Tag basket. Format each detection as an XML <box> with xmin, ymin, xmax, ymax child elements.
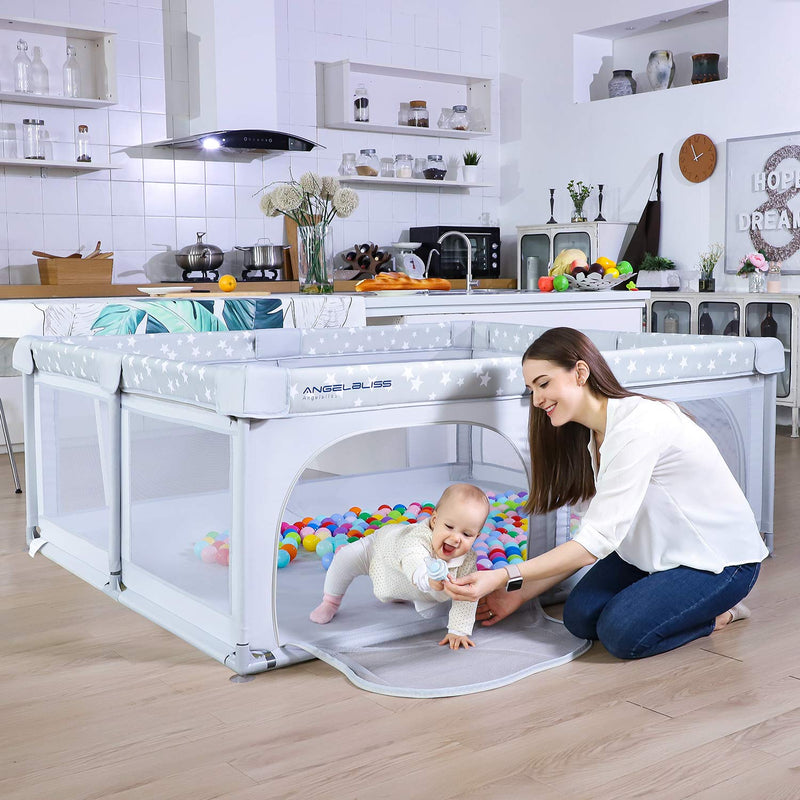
<box><xmin>37</xmin><ymin>258</ymin><xmax>113</xmax><ymax>285</ymax></box>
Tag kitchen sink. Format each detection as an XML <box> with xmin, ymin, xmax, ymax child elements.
<box><xmin>428</xmin><ymin>289</ymin><xmax>527</xmax><ymax>295</ymax></box>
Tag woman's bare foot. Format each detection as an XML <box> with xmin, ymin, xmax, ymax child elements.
<box><xmin>713</xmin><ymin>602</ymin><xmax>751</xmax><ymax>631</ymax></box>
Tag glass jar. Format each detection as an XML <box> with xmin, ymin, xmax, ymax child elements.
<box><xmin>338</xmin><ymin>152</ymin><xmax>357</xmax><ymax>176</ymax></box>
<box><xmin>408</xmin><ymin>100</ymin><xmax>429</xmax><ymax>128</ymax></box>
<box><xmin>76</xmin><ymin>124</ymin><xmax>91</xmax><ymax>162</ymax></box>
<box><xmin>353</xmin><ymin>84</ymin><xmax>369</xmax><ymax>122</ymax></box>
<box><xmin>449</xmin><ymin>104</ymin><xmax>469</xmax><ymax>131</ymax></box>
<box><xmin>379</xmin><ymin>157</ymin><xmax>395</xmax><ymax>178</ymax></box>
<box><xmin>355</xmin><ymin>148</ymin><xmax>379</xmax><ymax>176</ymax></box>
<box><xmin>423</xmin><ymin>154</ymin><xmax>447</xmax><ymax>181</ymax></box>
<box><xmin>14</xmin><ymin>39</ymin><xmax>32</xmax><ymax>93</ymax></box>
<box><xmin>767</xmin><ymin>261</ymin><xmax>782</xmax><ymax>293</ymax></box>
<box><xmin>437</xmin><ymin>107</ymin><xmax>453</xmax><ymax>129</ymax></box>
<box><xmin>412</xmin><ymin>157</ymin><xmax>427</xmax><ymax>179</ymax></box>
<box><xmin>22</xmin><ymin>118</ymin><xmax>45</xmax><ymax>159</ymax></box>
<box><xmin>30</xmin><ymin>47</ymin><xmax>48</xmax><ymax>95</ymax></box>
<box><xmin>63</xmin><ymin>45</ymin><xmax>81</xmax><ymax>98</ymax></box>
<box><xmin>397</xmin><ymin>102</ymin><xmax>410</xmax><ymax>126</ymax></box>
<box><xmin>394</xmin><ymin>154</ymin><xmax>413</xmax><ymax>179</ymax></box>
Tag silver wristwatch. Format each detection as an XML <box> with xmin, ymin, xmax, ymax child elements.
<box><xmin>505</xmin><ymin>563</ymin><xmax>523</xmax><ymax>592</ymax></box>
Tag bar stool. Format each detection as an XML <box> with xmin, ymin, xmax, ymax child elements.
<box><xmin>0</xmin><ymin>337</ymin><xmax>22</xmax><ymax>493</ymax></box>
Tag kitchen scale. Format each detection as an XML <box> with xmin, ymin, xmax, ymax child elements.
<box><xmin>391</xmin><ymin>242</ymin><xmax>425</xmax><ymax>278</ymax></box>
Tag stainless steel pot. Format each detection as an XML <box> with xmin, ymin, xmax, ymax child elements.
<box><xmin>235</xmin><ymin>238</ymin><xmax>289</xmax><ymax>268</ymax></box>
<box><xmin>176</xmin><ymin>232</ymin><xmax>225</xmax><ymax>270</ymax></box>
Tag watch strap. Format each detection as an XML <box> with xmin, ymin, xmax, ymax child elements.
<box><xmin>505</xmin><ymin>563</ymin><xmax>523</xmax><ymax>591</ymax></box>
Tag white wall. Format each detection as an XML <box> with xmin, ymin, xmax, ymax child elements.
<box><xmin>498</xmin><ymin>0</ymin><xmax>800</xmax><ymax>290</ymax></box>
<box><xmin>0</xmin><ymin>0</ymin><xmax>501</xmax><ymax>285</ymax></box>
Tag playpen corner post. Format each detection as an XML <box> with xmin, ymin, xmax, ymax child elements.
<box><xmin>231</xmin><ymin>418</ymin><xmax>251</xmax><ymax>649</ymax></box>
<box><xmin>107</xmin><ymin>395</ymin><xmax>123</xmax><ymax>587</ymax></box>
<box><xmin>763</xmin><ymin>374</ymin><xmax>777</xmax><ymax>554</ymax></box>
<box><xmin>22</xmin><ymin>373</ymin><xmax>39</xmax><ymax>546</ymax></box>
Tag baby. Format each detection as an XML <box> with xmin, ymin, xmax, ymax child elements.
<box><xmin>309</xmin><ymin>483</ymin><xmax>490</xmax><ymax>650</ymax></box>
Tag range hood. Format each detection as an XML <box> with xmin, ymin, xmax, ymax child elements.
<box><xmin>152</xmin><ymin>129</ymin><xmax>321</xmax><ymax>154</ymax></box>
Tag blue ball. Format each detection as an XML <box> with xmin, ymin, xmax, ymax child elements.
<box><xmin>316</xmin><ymin>539</ymin><xmax>334</xmax><ymax>557</ymax></box>
<box><xmin>321</xmin><ymin>552</ymin><xmax>334</xmax><ymax>570</ymax></box>
<box><xmin>277</xmin><ymin>549</ymin><xmax>290</xmax><ymax>569</ymax></box>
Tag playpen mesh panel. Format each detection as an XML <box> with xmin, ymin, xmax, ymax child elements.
<box><xmin>37</xmin><ymin>385</ymin><xmax>111</xmax><ymax>549</ymax></box>
<box><xmin>126</xmin><ymin>413</ymin><xmax>233</xmax><ymax>614</ymax></box>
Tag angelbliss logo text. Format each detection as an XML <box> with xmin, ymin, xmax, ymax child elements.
<box><xmin>302</xmin><ymin>379</ymin><xmax>393</xmax><ymax>400</ymax></box>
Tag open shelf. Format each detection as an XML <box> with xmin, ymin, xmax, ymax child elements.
<box><xmin>339</xmin><ymin>175</ymin><xmax>490</xmax><ymax>189</ymax></box>
<box><xmin>328</xmin><ymin>121</ymin><xmax>490</xmax><ymax>139</ymax></box>
<box><xmin>0</xmin><ymin>156</ymin><xmax>116</xmax><ymax>171</ymax></box>
<box><xmin>0</xmin><ymin>90</ymin><xmax>115</xmax><ymax>109</ymax></box>
<box><xmin>573</xmin><ymin>1</ymin><xmax>728</xmax><ymax>103</ymax></box>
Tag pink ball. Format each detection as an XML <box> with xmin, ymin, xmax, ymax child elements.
<box><xmin>216</xmin><ymin>547</ymin><xmax>230</xmax><ymax>566</ymax></box>
<box><xmin>201</xmin><ymin>546</ymin><xmax>218</xmax><ymax>564</ymax></box>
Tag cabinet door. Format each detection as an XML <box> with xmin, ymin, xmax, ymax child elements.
<box><xmin>745</xmin><ymin>301</ymin><xmax>792</xmax><ymax>398</ymax></box>
<box><xmin>519</xmin><ymin>233</ymin><xmax>550</xmax><ymax>289</ymax></box>
<box><xmin>650</xmin><ymin>301</ymin><xmax>691</xmax><ymax>334</ymax></box>
<box><xmin>553</xmin><ymin>231</ymin><xmax>592</xmax><ymax>262</ymax></box>
<box><xmin>698</xmin><ymin>301</ymin><xmax>741</xmax><ymax>337</ymax></box>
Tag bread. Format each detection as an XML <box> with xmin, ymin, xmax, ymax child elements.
<box><xmin>355</xmin><ymin>272</ymin><xmax>451</xmax><ymax>292</ymax></box>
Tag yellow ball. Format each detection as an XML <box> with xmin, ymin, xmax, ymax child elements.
<box><xmin>218</xmin><ymin>275</ymin><xmax>237</xmax><ymax>292</ymax></box>
<box><xmin>596</xmin><ymin>256</ymin><xmax>616</xmax><ymax>270</ymax></box>
<box><xmin>303</xmin><ymin>534</ymin><xmax>320</xmax><ymax>551</ymax></box>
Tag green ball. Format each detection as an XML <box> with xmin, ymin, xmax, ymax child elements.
<box><xmin>553</xmin><ymin>274</ymin><xmax>570</xmax><ymax>292</ymax></box>
<box><xmin>617</xmin><ymin>261</ymin><xmax>633</xmax><ymax>274</ymax></box>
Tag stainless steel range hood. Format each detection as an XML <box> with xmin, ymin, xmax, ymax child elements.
<box><xmin>152</xmin><ymin>129</ymin><xmax>320</xmax><ymax>153</ymax></box>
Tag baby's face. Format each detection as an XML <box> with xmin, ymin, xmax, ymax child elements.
<box><xmin>429</xmin><ymin>498</ymin><xmax>488</xmax><ymax>562</ymax></box>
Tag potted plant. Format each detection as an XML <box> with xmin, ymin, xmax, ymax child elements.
<box><xmin>567</xmin><ymin>179</ymin><xmax>593</xmax><ymax>222</ymax></box>
<box><xmin>635</xmin><ymin>252</ymin><xmax>679</xmax><ymax>290</ymax></box>
<box><xmin>697</xmin><ymin>242</ymin><xmax>723</xmax><ymax>292</ymax></box>
<box><xmin>462</xmin><ymin>151</ymin><xmax>481</xmax><ymax>184</ymax></box>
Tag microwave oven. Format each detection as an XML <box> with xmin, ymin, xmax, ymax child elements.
<box><xmin>409</xmin><ymin>225</ymin><xmax>500</xmax><ymax>279</ymax></box>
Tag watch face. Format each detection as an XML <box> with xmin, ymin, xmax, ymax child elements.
<box><xmin>679</xmin><ymin>134</ymin><xmax>717</xmax><ymax>183</ymax></box>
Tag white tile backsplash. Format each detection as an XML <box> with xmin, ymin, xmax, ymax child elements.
<box><xmin>43</xmin><ymin>213</ymin><xmax>79</xmax><ymax>251</ymax></box>
<box><xmin>77</xmin><ymin>214</ymin><xmax>114</xmax><ymax>251</ymax></box>
<box><xmin>143</xmin><ymin>182</ymin><xmax>175</xmax><ymax>217</ymax></box>
<box><xmin>111</xmin><ymin>180</ymin><xmax>145</xmax><ymax>215</ymax></box>
<box><xmin>77</xmin><ymin>179</ymin><xmax>112</xmax><ymax>216</ymax></box>
<box><xmin>112</xmin><ymin>214</ymin><xmax>146</xmax><ymax>250</ymax></box>
<box><xmin>205</xmin><ymin>184</ymin><xmax>235</xmax><ymax>218</ymax></box>
<box><xmin>7</xmin><ymin>214</ymin><xmax>44</xmax><ymax>251</ymax></box>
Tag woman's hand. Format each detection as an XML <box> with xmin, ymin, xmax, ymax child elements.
<box><xmin>475</xmin><ymin>589</ymin><xmax>527</xmax><ymax>626</ymax></box>
<box><xmin>443</xmin><ymin>569</ymin><xmax>506</xmax><ymax>603</ymax></box>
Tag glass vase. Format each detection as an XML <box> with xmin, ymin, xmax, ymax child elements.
<box><xmin>748</xmin><ymin>270</ymin><xmax>765</xmax><ymax>293</ymax></box>
<box><xmin>297</xmin><ymin>223</ymin><xmax>333</xmax><ymax>294</ymax></box>
<box><xmin>571</xmin><ymin>203</ymin><xmax>587</xmax><ymax>223</ymax></box>
<box><xmin>698</xmin><ymin>277</ymin><xmax>715</xmax><ymax>292</ymax></box>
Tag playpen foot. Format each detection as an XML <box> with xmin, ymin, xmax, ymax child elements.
<box><xmin>229</xmin><ymin>673</ymin><xmax>256</xmax><ymax>683</ymax></box>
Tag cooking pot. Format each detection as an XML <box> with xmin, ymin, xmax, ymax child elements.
<box><xmin>235</xmin><ymin>238</ymin><xmax>289</xmax><ymax>268</ymax></box>
<box><xmin>176</xmin><ymin>232</ymin><xmax>225</xmax><ymax>270</ymax></box>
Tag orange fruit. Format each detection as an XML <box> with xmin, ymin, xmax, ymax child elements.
<box><xmin>218</xmin><ymin>275</ymin><xmax>237</xmax><ymax>292</ymax></box>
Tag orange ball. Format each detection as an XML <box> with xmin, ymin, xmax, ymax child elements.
<box><xmin>218</xmin><ymin>275</ymin><xmax>237</xmax><ymax>292</ymax></box>
<box><xmin>280</xmin><ymin>543</ymin><xmax>297</xmax><ymax>560</ymax></box>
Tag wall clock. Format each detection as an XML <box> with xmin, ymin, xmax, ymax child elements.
<box><xmin>679</xmin><ymin>134</ymin><xmax>717</xmax><ymax>183</ymax></box>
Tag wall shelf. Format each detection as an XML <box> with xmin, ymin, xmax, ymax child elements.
<box><xmin>0</xmin><ymin>16</ymin><xmax>117</xmax><ymax>105</ymax></box>
<box><xmin>340</xmin><ymin>175</ymin><xmax>490</xmax><ymax>190</ymax></box>
<box><xmin>573</xmin><ymin>1</ymin><xmax>728</xmax><ymax>104</ymax></box>
<box><xmin>320</xmin><ymin>60</ymin><xmax>492</xmax><ymax>138</ymax></box>
<box><xmin>0</xmin><ymin>156</ymin><xmax>116</xmax><ymax>171</ymax></box>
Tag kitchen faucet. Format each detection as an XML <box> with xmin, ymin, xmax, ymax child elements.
<box><xmin>436</xmin><ymin>231</ymin><xmax>475</xmax><ymax>293</ymax></box>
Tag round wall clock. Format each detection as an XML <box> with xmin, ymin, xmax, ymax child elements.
<box><xmin>679</xmin><ymin>133</ymin><xmax>717</xmax><ymax>183</ymax></box>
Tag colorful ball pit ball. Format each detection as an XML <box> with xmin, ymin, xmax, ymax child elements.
<box><xmin>277</xmin><ymin>549</ymin><xmax>290</xmax><ymax>568</ymax></box>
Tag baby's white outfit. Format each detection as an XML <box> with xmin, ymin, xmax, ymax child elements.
<box><xmin>322</xmin><ymin>520</ymin><xmax>478</xmax><ymax>637</ymax></box>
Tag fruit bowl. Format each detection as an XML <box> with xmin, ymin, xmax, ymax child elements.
<box><xmin>564</xmin><ymin>272</ymin><xmax>633</xmax><ymax>291</ymax></box>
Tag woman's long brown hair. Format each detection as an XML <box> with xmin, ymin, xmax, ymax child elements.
<box><xmin>522</xmin><ymin>327</ymin><xmax>640</xmax><ymax>515</ymax></box>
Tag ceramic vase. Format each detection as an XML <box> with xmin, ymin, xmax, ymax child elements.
<box><xmin>646</xmin><ymin>50</ymin><xmax>674</xmax><ymax>90</ymax></box>
<box><xmin>691</xmin><ymin>53</ymin><xmax>720</xmax><ymax>84</ymax></box>
<box><xmin>608</xmin><ymin>69</ymin><xmax>636</xmax><ymax>98</ymax></box>
<box><xmin>297</xmin><ymin>223</ymin><xmax>333</xmax><ymax>294</ymax></box>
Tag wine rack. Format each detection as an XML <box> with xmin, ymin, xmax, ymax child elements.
<box><xmin>647</xmin><ymin>292</ymin><xmax>799</xmax><ymax>436</ymax></box>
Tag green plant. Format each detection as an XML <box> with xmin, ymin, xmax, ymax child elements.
<box><xmin>462</xmin><ymin>150</ymin><xmax>482</xmax><ymax>166</ymax></box>
<box><xmin>638</xmin><ymin>252</ymin><xmax>675</xmax><ymax>271</ymax></box>
<box><xmin>567</xmin><ymin>179</ymin><xmax>593</xmax><ymax>209</ymax></box>
<box><xmin>697</xmin><ymin>243</ymin><xmax>723</xmax><ymax>279</ymax></box>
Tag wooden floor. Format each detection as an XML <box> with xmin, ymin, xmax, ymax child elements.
<box><xmin>2</xmin><ymin>436</ymin><xmax>800</xmax><ymax>800</ymax></box>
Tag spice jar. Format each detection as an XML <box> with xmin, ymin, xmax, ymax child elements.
<box><xmin>412</xmin><ymin>157</ymin><xmax>427</xmax><ymax>179</ymax></box>
<box><xmin>449</xmin><ymin>105</ymin><xmax>469</xmax><ymax>131</ymax></box>
<box><xmin>22</xmin><ymin>118</ymin><xmax>45</xmax><ymax>159</ymax></box>
<box><xmin>338</xmin><ymin>152</ymin><xmax>357</xmax><ymax>176</ymax></box>
<box><xmin>379</xmin><ymin>157</ymin><xmax>395</xmax><ymax>178</ymax></box>
<box><xmin>397</xmin><ymin>102</ymin><xmax>410</xmax><ymax>126</ymax></box>
<box><xmin>408</xmin><ymin>100</ymin><xmax>429</xmax><ymax>128</ymax></box>
<box><xmin>394</xmin><ymin>154</ymin><xmax>413</xmax><ymax>179</ymax></box>
<box><xmin>437</xmin><ymin>107</ymin><xmax>453</xmax><ymax>129</ymax></box>
<box><xmin>353</xmin><ymin>84</ymin><xmax>369</xmax><ymax>122</ymax></box>
<box><xmin>767</xmin><ymin>261</ymin><xmax>782</xmax><ymax>293</ymax></box>
<box><xmin>423</xmin><ymin>154</ymin><xmax>447</xmax><ymax>180</ymax></box>
<box><xmin>76</xmin><ymin>123</ymin><xmax>91</xmax><ymax>162</ymax></box>
<box><xmin>355</xmin><ymin>148</ymin><xmax>379</xmax><ymax>176</ymax></box>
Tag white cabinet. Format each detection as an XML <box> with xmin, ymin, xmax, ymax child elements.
<box><xmin>320</xmin><ymin>60</ymin><xmax>492</xmax><ymax>138</ymax></box>
<box><xmin>647</xmin><ymin>291</ymin><xmax>799</xmax><ymax>435</ymax></box>
<box><xmin>573</xmin><ymin>1</ymin><xmax>727</xmax><ymax>103</ymax></box>
<box><xmin>516</xmin><ymin>222</ymin><xmax>634</xmax><ymax>290</ymax></box>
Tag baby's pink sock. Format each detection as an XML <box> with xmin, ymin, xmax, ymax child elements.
<box><xmin>310</xmin><ymin>593</ymin><xmax>343</xmax><ymax>624</ymax></box>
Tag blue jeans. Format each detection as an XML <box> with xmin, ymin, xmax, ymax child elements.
<box><xmin>562</xmin><ymin>551</ymin><xmax>761</xmax><ymax>660</ymax></box>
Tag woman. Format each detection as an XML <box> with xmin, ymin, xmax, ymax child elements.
<box><xmin>444</xmin><ymin>327</ymin><xmax>768</xmax><ymax>659</ymax></box>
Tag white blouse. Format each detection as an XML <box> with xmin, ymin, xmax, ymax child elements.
<box><xmin>571</xmin><ymin>396</ymin><xmax>769</xmax><ymax>574</ymax></box>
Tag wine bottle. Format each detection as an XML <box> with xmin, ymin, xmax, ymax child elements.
<box><xmin>761</xmin><ymin>304</ymin><xmax>778</xmax><ymax>338</ymax></box>
<box><xmin>722</xmin><ymin>306</ymin><xmax>740</xmax><ymax>336</ymax></box>
<box><xmin>698</xmin><ymin>309</ymin><xmax>713</xmax><ymax>335</ymax></box>
<box><xmin>343</xmin><ymin>250</ymin><xmax>358</xmax><ymax>262</ymax></box>
<box><xmin>663</xmin><ymin>309</ymin><xmax>679</xmax><ymax>334</ymax></box>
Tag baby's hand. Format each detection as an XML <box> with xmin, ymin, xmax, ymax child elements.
<box><xmin>428</xmin><ymin>577</ymin><xmax>445</xmax><ymax>592</ymax></box>
<box><xmin>438</xmin><ymin>633</ymin><xmax>476</xmax><ymax>650</ymax></box>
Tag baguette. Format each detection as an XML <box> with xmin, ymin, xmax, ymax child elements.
<box><xmin>355</xmin><ymin>272</ymin><xmax>451</xmax><ymax>292</ymax></box>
